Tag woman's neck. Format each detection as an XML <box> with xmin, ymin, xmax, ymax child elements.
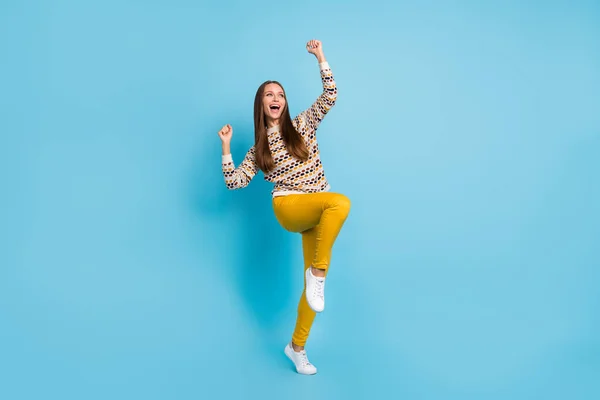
<box><xmin>266</xmin><ymin>118</ymin><xmax>280</xmax><ymax>128</ymax></box>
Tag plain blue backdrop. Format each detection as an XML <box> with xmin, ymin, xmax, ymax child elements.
<box><xmin>1</xmin><ymin>0</ymin><xmax>599</xmax><ymax>399</ymax></box>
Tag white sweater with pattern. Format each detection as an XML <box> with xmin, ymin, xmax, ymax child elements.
<box><xmin>222</xmin><ymin>62</ymin><xmax>337</xmax><ymax>197</ymax></box>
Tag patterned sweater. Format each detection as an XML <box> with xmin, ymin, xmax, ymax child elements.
<box><xmin>222</xmin><ymin>62</ymin><xmax>337</xmax><ymax>197</ymax></box>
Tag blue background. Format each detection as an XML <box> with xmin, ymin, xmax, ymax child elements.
<box><xmin>1</xmin><ymin>0</ymin><xmax>599</xmax><ymax>399</ymax></box>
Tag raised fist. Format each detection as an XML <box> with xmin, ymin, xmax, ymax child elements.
<box><xmin>218</xmin><ymin>124</ymin><xmax>233</xmax><ymax>144</ymax></box>
<box><xmin>306</xmin><ymin>39</ymin><xmax>323</xmax><ymax>57</ymax></box>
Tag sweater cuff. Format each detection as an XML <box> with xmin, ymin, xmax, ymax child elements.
<box><xmin>222</xmin><ymin>154</ymin><xmax>233</xmax><ymax>163</ymax></box>
<box><xmin>319</xmin><ymin>61</ymin><xmax>330</xmax><ymax>71</ymax></box>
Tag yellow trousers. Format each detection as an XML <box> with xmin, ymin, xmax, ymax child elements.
<box><xmin>272</xmin><ymin>192</ymin><xmax>351</xmax><ymax>346</ymax></box>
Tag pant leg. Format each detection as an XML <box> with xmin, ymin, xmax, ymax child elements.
<box><xmin>273</xmin><ymin>192</ymin><xmax>351</xmax><ymax>347</ymax></box>
<box><xmin>292</xmin><ymin>227</ymin><xmax>317</xmax><ymax>347</ymax></box>
<box><xmin>273</xmin><ymin>192</ymin><xmax>351</xmax><ymax>273</ymax></box>
<box><xmin>309</xmin><ymin>194</ymin><xmax>351</xmax><ymax>272</ymax></box>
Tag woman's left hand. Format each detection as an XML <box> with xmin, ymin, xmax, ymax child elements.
<box><xmin>306</xmin><ymin>39</ymin><xmax>324</xmax><ymax>58</ymax></box>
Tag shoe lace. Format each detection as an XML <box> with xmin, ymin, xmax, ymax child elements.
<box><xmin>298</xmin><ymin>351</ymin><xmax>311</xmax><ymax>366</ymax></box>
<box><xmin>313</xmin><ymin>278</ymin><xmax>325</xmax><ymax>300</ymax></box>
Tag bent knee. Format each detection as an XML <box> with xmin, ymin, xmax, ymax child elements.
<box><xmin>332</xmin><ymin>194</ymin><xmax>351</xmax><ymax>216</ymax></box>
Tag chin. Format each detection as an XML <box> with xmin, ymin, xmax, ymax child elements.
<box><xmin>266</xmin><ymin>112</ymin><xmax>282</xmax><ymax>120</ymax></box>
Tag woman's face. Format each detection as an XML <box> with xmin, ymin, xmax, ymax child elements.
<box><xmin>262</xmin><ymin>83</ymin><xmax>286</xmax><ymax>123</ymax></box>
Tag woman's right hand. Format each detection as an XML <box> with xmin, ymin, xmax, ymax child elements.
<box><xmin>218</xmin><ymin>124</ymin><xmax>233</xmax><ymax>144</ymax></box>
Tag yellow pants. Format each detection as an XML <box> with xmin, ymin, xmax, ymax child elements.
<box><xmin>272</xmin><ymin>192</ymin><xmax>351</xmax><ymax>346</ymax></box>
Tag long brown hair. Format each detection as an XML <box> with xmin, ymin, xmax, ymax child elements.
<box><xmin>254</xmin><ymin>80</ymin><xmax>309</xmax><ymax>173</ymax></box>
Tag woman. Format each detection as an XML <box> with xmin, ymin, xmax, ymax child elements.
<box><xmin>217</xmin><ymin>39</ymin><xmax>351</xmax><ymax>375</ymax></box>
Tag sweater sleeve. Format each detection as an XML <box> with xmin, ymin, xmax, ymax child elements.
<box><xmin>293</xmin><ymin>61</ymin><xmax>337</xmax><ymax>133</ymax></box>
<box><xmin>222</xmin><ymin>146</ymin><xmax>259</xmax><ymax>190</ymax></box>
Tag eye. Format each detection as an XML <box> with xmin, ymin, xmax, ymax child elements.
<box><xmin>266</xmin><ymin>93</ymin><xmax>273</xmax><ymax>97</ymax></box>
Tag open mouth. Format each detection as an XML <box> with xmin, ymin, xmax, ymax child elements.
<box><xmin>269</xmin><ymin>105</ymin><xmax>281</xmax><ymax>112</ymax></box>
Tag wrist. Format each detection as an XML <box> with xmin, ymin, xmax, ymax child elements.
<box><xmin>222</xmin><ymin>142</ymin><xmax>231</xmax><ymax>155</ymax></box>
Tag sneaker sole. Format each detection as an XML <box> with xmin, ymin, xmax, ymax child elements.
<box><xmin>284</xmin><ymin>345</ymin><xmax>317</xmax><ymax>375</ymax></box>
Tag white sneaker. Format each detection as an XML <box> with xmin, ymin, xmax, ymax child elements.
<box><xmin>284</xmin><ymin>343</ymin><xmax>317</xmax><ymax>375</ymax></box>
<box><xmin>305</xmin><ymin>267</ymin><xmax>326</xmax><ymax>312</ymax></box>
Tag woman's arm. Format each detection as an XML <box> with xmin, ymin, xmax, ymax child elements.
<box><xmin>294</xmin><ymin>40</ymin><xmax>337</xmax><ymax>132</ymax></box>
<box><xmin>218</xmin><ymin>124</ymin><xmax>258</xmax><ymax>189</ymax></box>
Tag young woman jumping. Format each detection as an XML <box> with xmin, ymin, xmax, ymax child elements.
<box><xmin>217</xmin><ymin>39</ymin><xmax>351</xmax><ymax>375</ymax></box>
